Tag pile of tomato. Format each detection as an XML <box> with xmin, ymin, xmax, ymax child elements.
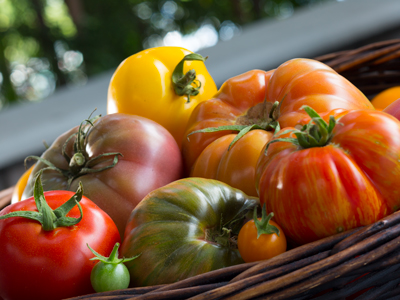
<box><xmin>2</xmin><ymin>46</ymin><xmax>400</xmax><ymax>300</ymax></box>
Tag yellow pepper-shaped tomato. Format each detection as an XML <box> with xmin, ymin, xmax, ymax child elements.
<box><xmin>107</xmin><ymin>46</ymin><xmax>217</xmax><ymax>148</ymax></box>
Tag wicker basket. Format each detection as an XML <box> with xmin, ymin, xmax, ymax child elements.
<box><xmin>2</xmin><ymin>39</ymin><xmax>400</xmax><ymax>300</ymax></box>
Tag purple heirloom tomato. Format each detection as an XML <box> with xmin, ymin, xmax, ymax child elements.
<box><xmin>22</xmin><ymin>113</ymin><xmax>183</xmax><ymax>237</ymax></box>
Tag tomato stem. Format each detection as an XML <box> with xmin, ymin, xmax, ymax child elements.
<box><xmin>204</xmin><ymin>199</ymin><xmax>258</xmax><ymax>249</ymax></box>
<box><xmin>25</xmin><ymin>114</ymin><xmax>123</xmax><ymax>189</ymax></box>
<box><xmin>254</xmin><ymin>204</ymin><xmax>280</xmax><ymax>239</ymax></box>
<box><xmin>88</xmin><ymin>242</ymin><xmax>140</xmax><ymax>264</ymax></box>
<box><xmin>172</xmin><ymin>53</ymin><xmax>208</xmax><ymax>103</ymax></box>
<box><xmin>187</xmin><ymin>101</ymin><xmax>281</xmax><ymax>150</ymax></box>
<box><xmin>265</xmin><ymin>105</ymin><xmax>337</xmax><ymax>152</ymax></box>
<box><xmin>0</xmin><ymin>170</ymin><xmax>83</xmax><ymax>230</ymax></box>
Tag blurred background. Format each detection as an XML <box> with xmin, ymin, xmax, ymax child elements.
<box><xmin>0</xmin><ymin>0</ymin><xmax>400</xmax><ymax>191</ymax></box>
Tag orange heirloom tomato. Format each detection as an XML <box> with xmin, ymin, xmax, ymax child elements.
<box><xmin>256</xmin><ymin>107</ymin><xmax>400</xmax><ymax>245</ymax></box>
<box><xmin>11</xmin><ymin>164</ymin><xmax>34</xmax><ymax>204</ymax></box>
<box><xmin>107</xmin><ymin>46</ymin><xmax>217</xmax><ymax>148</ymax></box>
<box><xmin>371</xmin><ymin>86</ymin><xmax>400</xmax><ymax>110</ymax></box>
<box><xmin>191</xmin><ymin>131</ymin><xmax>274</xmax><ymax>197</ymax></box>
<box><xmin>238</xmin><ymin>206</ymin><xmax>287</xmax><ymax>263</ymax></box>
<box><xmin>183</xmin><ymin>58</ymin><xmax>373</xmax><ymax>191</ymax></box>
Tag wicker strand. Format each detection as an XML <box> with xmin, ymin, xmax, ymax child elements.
<box><xmin>66</xmin><ymin>285</ymin><xmax>164</xmax><ymax>300</ymax></box>
<box><xmin>125</xmin><ymin>282</ymin><xmax>228</xmax><ymax>300</ymax></box>
<box><xmin>376</xmin><ymin>285</ymin><xmax>400</xmax><ymax>300</ymax></box>
<box><xmin>199</xmin><ymin>224</ymin><xmax>400</xmax><ymax>300</ymax></box>
<box><xmin>356</xmin><ymin>271</ymin><xmax>400</xmax><ymax>300</ymax></box>
<box><xmin>231</xmin><ymin>228</ymin><xmax>358</xmax><ymax>282</ymax></box>
<box><xmin>331</xmin><ymin>210</ymin><xmax>400</xmax><ymax>255</ymax></box>
<box><xmin>0</xmin><ymin>186</ymin><xmax>13</xmax><ymax>209</ymax></box>
<box><xmin>289</xmin><ymin>263</ymin><xmax>400</xmax><ymax>300</ymax></box>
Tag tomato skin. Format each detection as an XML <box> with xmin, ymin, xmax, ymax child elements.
<box><xmin>107</xmin><ymin>46</ymin><xmax>217</xmax><ymax>148</ymax></box>
<box><xmin>22</xmin><ymin>114</ymin><xmax>183</xmax><ymax>238</ymax></box>
<box><xmin>191</xmin><ymin>130</ymin><xmax>274</xmax><ymax>197</ymax></box>
<box><xmin>383</xmin><ymin>97</ymin><xmax>400</xmax><ymax>120</ymax></box>
<box><xmin>183</xmin><ymin>59</ymin><xmax>373</xmax><ymax>187</ymax></box>
<box><xmin>11</xmin><ymin>164</ymin><xmax>34</xmax><ymax>203</ymax></box>
<box><xmin>371</xmin><ymin>86</ymin><xmax>400</xmax><ymax>110</ymax></box>
<box><xmin>90</xmin><ymin>262</ymin><xmax>130</xmax><ymax>292</ymax></box>
<box><xmin>121</xmin><ymin>178</ymin><xmax>258</xmax><ymax>286</ymax></box>
<box><xmin>237</xmin><ymin>217</ymin><xmax>286</xmax><ymax>263</ymax></box>
<box><xmin>0</xmin><ymin>190</ymin><xmax>121</xmax><ymax>300</ymax></box>
<box><xmin>256</xmin><ymin>110</ymin><xmax>400</xmax><ymax>245</ymax></box>
<box><xmin>267</xmin><ymin>59</ymin><xmax>373</xmax><ymax>128</ymax></box>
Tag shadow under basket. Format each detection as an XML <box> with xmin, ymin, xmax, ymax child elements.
<box><xmin>1</xmin><ymin>39</ymin><xmax>400</xmax><ymax>300</ymax></box>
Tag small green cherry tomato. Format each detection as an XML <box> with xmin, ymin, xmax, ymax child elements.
<box><xmin>88</xmin><ymin>242</ymin><xmax>139</xmax><ymax>292</ymax></box>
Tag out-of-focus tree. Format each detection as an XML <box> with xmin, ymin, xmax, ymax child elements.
<box><xmin>0</xmin><ymin>0</ymin><xmax>330</xmax><ymax>110</ymax></box>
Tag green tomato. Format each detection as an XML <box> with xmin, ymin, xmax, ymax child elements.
<box><xmin>121</xmin><ymin>178</ymin><xmax>259</xmax><ymax>286</ymax></box>
<box><xmin>88</xmin><ymin>242</ymin><xmax>139</xmax><ymax>293</ymax></box>
<box><xmin>90</xmin><ymin>261</ymin><xmax>130</xmax><ymax>292</ymax></box>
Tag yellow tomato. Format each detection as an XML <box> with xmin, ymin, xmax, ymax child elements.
<box><xmin>107</xmin><ymin>46</ymin><xmax>217</xmax><ymax>148</ymax></box>
<box><xmin>371</xmin><ymin>86</ymin><xmax>400</xmax><ymax>110</ymax></box>
<box><xmin>11</xmin><ymin>165</ymin><xmax>34</xmax><ymax>204</ymax></box>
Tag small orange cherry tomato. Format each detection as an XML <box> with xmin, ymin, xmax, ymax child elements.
<box><xmin>371</xmin><ymin>86</ymin><xmax>400</xmax><ymax>110</ymax></box>
<box><xmin>11</xmin><ymin>165</ymin><xmax>34</xmax><ymax>204</ymax></box>
<box><xmin>237</xmin><ymin>205</ymin><xmax>287</xmax><ymax>263</ymax></box>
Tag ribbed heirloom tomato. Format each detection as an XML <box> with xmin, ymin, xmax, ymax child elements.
<box><xmin>107</xmin><ymin>46</ymin><xmax>217</xmax><ymax>148</ymax></box>
<box><xmin>182</xmin><ymin>58</ymin><xmax>373</xmax><ymax>195</ymax></box>
<box><xmin>256</xmin><ymin>107</ymin><xmax>400</xmax><ymax>245</ymax></box>
<box><xmin>121</xmin><ymin>178</ymin><xmax>258</xmax><ymax>286</ymax></box>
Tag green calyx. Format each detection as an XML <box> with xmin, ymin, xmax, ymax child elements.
<box><xmin>205</xmin><ymin>199</ymin><xmax>258</xmax><ymax>248</ymax></box>
<box><xmin>25</xmin><ymin>113</ymin><xmax>122</xmax><ymax>189</ymax></box>
<box><xmin>187</xmin><ymin>101</ymin><xmax>281</xmax><ymax>150</ymax></box>
<box><xmin>265</xmin><ymin>105</ymin><xmax>338</xmax><ymax>152</ymax></box>
<box><xmin>172</xmin><ymin>53</ymin><xmax>208</xmax><ymax>103</ymax></box>
<box><xmin>254</xmin><ymin>204</ymin><xmax>280</xmax><ymax>239</ymax></box>
<box><xmin>88</xmin><ymin>242</ymin><xmax>140</xmax><ymax>265</ymax></box>
<box><xmin>0</xmin><ymin>170</ymin><xmax>83</xmax><ymax>231</ymax></box>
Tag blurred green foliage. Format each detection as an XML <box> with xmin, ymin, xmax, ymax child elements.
<box><xmin>0</xmin><ymin>0</ymin><xmax>330</xmax><ymax>109</ymax></box>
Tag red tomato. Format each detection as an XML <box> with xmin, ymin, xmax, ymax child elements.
<box><xmin>237</xmin><ymin>206</ymin><xmax>287</xmax><ymax>263</ymax></box>
<box><xmin>21</xmin><ymin>113</ymin><xmax>183</xmax><ymax>237</ymax></box>
<box><xmin>256</xmin><ymin>108</ymin><xmax>400</xmax><ymax>245</ymax></box>
<box><xmin>0</xmin><ymin>179</ymin><xmax>120</xmax><ymax>300</ymax></box>
<box><xmin>182</xmin><ymin>59</ymin><xmax>373</xmax><ymax>192</ymax></box>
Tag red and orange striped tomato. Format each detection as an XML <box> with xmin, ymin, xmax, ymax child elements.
<box><xmin>256</xmin><ymin>108</ymin><xmax>400</xmax><ymax>245</ymax></box>
<box><xmin>182</xmin><ymin>59</ymin><xmax>374</xmax><ymax>193</ymax></box>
